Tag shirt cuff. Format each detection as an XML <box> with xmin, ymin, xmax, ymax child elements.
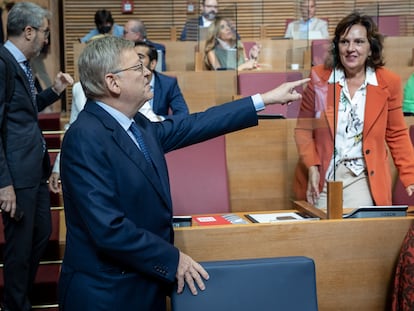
<box><xmin>52</xmin><ymin>153</ymin><xmax>60</xmax><ymax>173</ymax></box>
<box><xmin>251</xmin><ymin>93</ymin><xmax>265</xmax><ymax>111</ymax></box>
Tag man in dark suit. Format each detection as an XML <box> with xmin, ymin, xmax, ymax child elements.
<box><xmin>58</xmin><ymin>36</ymin><xmax>307</xmax><ymax>311</ymax></box>
<box><xmin>123</xmin><ymin>19</ymin><xmax>167</xmax><ymax>71</ymax></box>
<box><xmin>0</xmin><ymin>2</ymin><xmax>73</xmax><ymax>310</ymax></box>
<box><xmin>180</xmin><ymin>0</ymin><xmax>218</xmax><ymax>41</ymax></box>
<box><xmin>134</xmin><ymin>41</ymin><xmax>189</xmax><ymax>118</ymax></box>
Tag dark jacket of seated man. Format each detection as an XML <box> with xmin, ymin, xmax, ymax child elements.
<box><xmin>134</xmin><ymin>41</ymin><xmax>189</xmax><ymax>118</ymax></box>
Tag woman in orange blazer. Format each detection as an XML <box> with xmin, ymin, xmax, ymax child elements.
<box><xmin>293</xmin><ymin>12</ymin><xmax>414</xmax><ymax>208</ymax></box>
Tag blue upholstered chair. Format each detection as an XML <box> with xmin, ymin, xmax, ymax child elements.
<box><xmin>171</xmin><ymin>256</ymin><xmax>318</xmax><ymax>311</ymax></box>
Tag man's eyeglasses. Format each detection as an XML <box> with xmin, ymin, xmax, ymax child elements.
<box><xmin>111</xmin><ymin>63</ymin><xmax>143</xmax><ymax>75</ymax></box>
<box><xmin>30</xmin><ymin>26</ymin><xmax>50</xmax><ymax>38</ymax></box>
<box><xmin>123</xmin><ymin>30</ymin><xmax>137</xmax><ymax>35</ymax></box>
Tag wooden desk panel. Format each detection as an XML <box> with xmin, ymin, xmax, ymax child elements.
<box><xmin>384</xmin><ymin>36</ymin><xmax>414</xmax><ymax>67</ymax></box>
<box><xmin>174</xmin><ymin>216</ymin><xmax>414</xmax><ymax>311</ymax></box>
<box><xmin>159</xmin><ymin>41</ymin><xmax>198</xmax><ymax>71</ymax></box>
<box><xmin>167</xmin><ymin>71</ymin><xmax>237</xmax><ymax>113</ymax></box>
<box><xmin>226</xmin><ymin>119</ymin><xmax>297</xmax><ymax>212</ymax></box>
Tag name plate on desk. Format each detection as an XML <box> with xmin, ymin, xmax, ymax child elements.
<box><xmin>343</xmin><ymin>205</ymin><xmax>408</xmax><ymax>219</ymax></box>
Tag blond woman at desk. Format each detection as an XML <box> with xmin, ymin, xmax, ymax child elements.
<box><xmin>204</xmin><ymin>17</ymin><xmax>259</xmax><ymax>71</ymax></box>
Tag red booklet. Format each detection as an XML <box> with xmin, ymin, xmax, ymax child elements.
<box><xmin>193</xmin><ymin>215</ymin><xmax>231</xmax><ymax>226</ymax></box>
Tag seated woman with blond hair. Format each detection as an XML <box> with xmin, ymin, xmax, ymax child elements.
<box><xmin>204</xmin><ymin>17</ymin><xmax>259</xmax><ymax>71</ymax></box>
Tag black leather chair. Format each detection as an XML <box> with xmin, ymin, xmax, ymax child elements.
<box><xmin>171</xmin><ymin>256</ymin><xmax>318</xmax><ymax>311</ymax></box>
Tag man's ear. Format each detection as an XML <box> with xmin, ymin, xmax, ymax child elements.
<box><xmin>105</xmin><ymin>73</ymin><xmax>121</xmax><ymax>95</ymax></box>
<box><xmin>149</xmin><ymin>59</ymin><xmax>157</xmax><ymax>71</ymax></box>
<box><xmin>23</xmin><ymin>26</ymin><xmax>36</xmax><ymax>41</ymax></box>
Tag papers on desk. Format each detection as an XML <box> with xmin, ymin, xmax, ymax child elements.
<box><xmin>245</xmin><ymin>212</ymin><xmax>319</xmax><ymax>223</ymax></box>
<box><xmin>193</xmin><ymin>214</ymin><xmax>249</xmax><ymax>226</ymax></box>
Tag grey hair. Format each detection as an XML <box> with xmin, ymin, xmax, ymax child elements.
<box><xmin>78</xmin><ymin>36</ymin><xmax>134</xmax><ymax>99</ymax></box>
<box><xmin>7</xmin><ymin>2</ymin><xmax>51</xmax><ymax>37</ymax></box>
<box><xmin>130</xmin><ymin>19</ymin><xmax>147</xmax><ymax>39</ymax></box>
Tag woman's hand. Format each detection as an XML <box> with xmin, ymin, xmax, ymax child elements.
<box><xmin>238</xmin><ymin>59</ymin><xmax>259</xmax><ymax>71</ymax></box>
<box><xmin>248</xmin><ymin>44</ymin><xmax>261</xmax><ymax>61</ymax></box>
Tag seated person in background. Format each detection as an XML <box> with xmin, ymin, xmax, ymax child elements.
<box><xmin>284</xmin><ymin>0</ymin><xmax>329</xmax><ymax>39</ymax></box>
<box><xmin>123</xmin><ymin>19</ymin><xmax>166</xmax><ymax>71</ymax></box>
<box><xmin>180</xmin><ymin>0</ymin><xmax>218</xmax><ymax>41</ymax></box>
<box><xmin>403</xmin><ymin>73</ymin><xmax>414</xmax><ymax>116</ymax></box>
<box><xmin>80</xmin><ymin>9</ymin><xmax>124</xmax><ymax>43</ymax></box>
<box><xmin>134</xmin><ymin>41</ymin><xmax>189</xmax><ymax>117</ymax></box>
<box><xmin>204</xmin><ymin>17</ymin><xmax>259</xmax><ymax>71</ymax></box>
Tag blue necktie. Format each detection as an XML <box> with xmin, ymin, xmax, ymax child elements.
<box><xmin>23</xmin><ymin>60</ymin><xmax>37</xmax><ymax>106</ymax></box>
<box><xmin>129</xmin><ymin>122</ymin><xmax>153</xmax><ymax>164</ymax></box>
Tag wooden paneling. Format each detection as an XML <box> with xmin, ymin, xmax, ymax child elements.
<box><xmin>169</xmin><ymin>70</ymin><xmax>237</xmax><ymax>112</ymax></box>
<box><xmin>226</xmin><ymin>120</ymin><xmax>294</xmax><ymax>212</ymax></box>
<box><xmin>62</xmin><ymin>1</ymin><xmax>414</xmax><ymax>111</ymax></box>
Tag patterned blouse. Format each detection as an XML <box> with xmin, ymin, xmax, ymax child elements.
<box><xmin>325</xmin><ymin>67</ymin><xmax>378</xmax><ymax>181</ymax></box>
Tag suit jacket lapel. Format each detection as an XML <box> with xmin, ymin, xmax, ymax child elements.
<box><xmin>364</xmin><ymin>83</ymin><xmax>387</xmax><ymax>137</ymax></box>
<box><xmin>18</xmin><ymin>68</ymin><xmax>36</xmax><ymax>110</ymax></box>
<box><xmin>3</xmin><ymin>48</ymin><xmax>36</xmax><ymax>112</ymax></box>
<box><xmin>152</xmin><ymin>73</ymin><xmax>161</xmax><ymax>114</ymax></box>
<box><xmin>86</xmin><ymin>102</ymin><xmax>171</xmax><ymax>208</ymax></box>
<box><xmin>134</xmin><ymin>114</ymin><xmax>172</xmax><ymax>204</ymax></box>
<box><xmin>321</xmin><ymin>68</ymin><xmax>387</xmax><ymax>140</ymax></box>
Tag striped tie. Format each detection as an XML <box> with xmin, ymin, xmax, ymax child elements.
<box><xmin>23</xmin><ymin>60</ymin><xmax>37</xmax><ymax>105</ymax></box>
<box><xmin>23</xmin><ymin>61</ymin><xmax>46</xmax><ymax>153</ymax></box>
<box><xmin>129</xmin><ymin>122</ymin><xmax>153</xmax><ymax>165</ymax></box>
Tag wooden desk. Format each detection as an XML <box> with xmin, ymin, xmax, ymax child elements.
<box><xmin>384</xmin><ymin>36</ymin><xmax>414</xmax><ymax>67</ymax></box>
<box><xmin>174</xmin><ymin>214</ymin><xmax>413</xmax><ymax>311</ymax></box>
<box><xmin>166</xmin><ymin>71</ymin><xmax>237</xmax><ymax>113</ymax></box>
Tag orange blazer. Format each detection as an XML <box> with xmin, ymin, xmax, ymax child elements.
<box><xmin>293</xmin><ymin>64</ymin><xmax>414</xmax><ymax>205</ymax></box>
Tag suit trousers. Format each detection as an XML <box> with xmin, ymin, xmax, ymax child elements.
<box><xmin>2</xmin><ymin>182</ymin><xmax>51</xmax><ymax>311</ymax></box>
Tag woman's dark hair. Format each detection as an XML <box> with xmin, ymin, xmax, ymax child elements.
<box><xmin>94</xmin><ymin>9</ymin><xmax>114</xmax><ymax>27</ymax></box>
<box><xmin>327</xmin><ymin>11</ymin><xmax>385</xmax><ymax>70</ymax></box>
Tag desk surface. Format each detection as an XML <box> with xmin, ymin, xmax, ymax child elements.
<box><xmin>174</xmin><ymin>212</ymin><xmax>413</xmax><ymax>311</ymax></box>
